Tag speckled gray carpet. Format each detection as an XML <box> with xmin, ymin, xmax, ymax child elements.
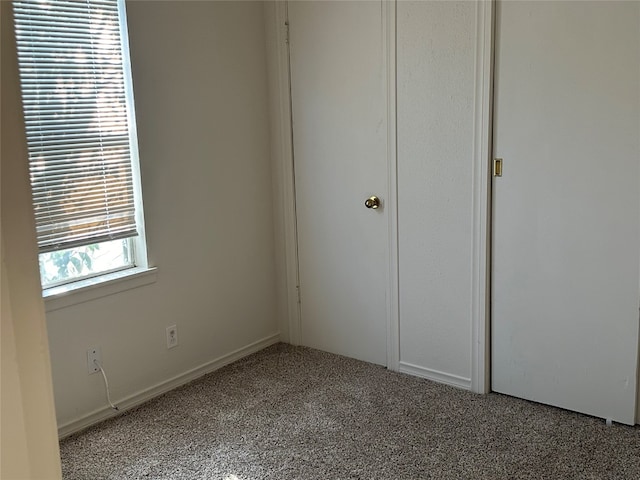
<box><xmin>60</xmin><ymin>343</ymin><xmax>640</xmax><ymax>479</ymax></box>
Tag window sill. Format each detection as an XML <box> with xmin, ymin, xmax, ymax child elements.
<box><xmin>43</xmin><ymin>266</ymin><xmax>157</xmax><ymax>312</ymax></box>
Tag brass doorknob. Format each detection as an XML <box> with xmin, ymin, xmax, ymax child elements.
<box><xmin>364</xmin><ymin>196</ymin><xmax>380</xmax><ymax>209</ymax></box>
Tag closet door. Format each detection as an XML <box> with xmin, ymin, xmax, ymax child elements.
<box><xmin>288</xmin><ymin>1</ymin><xmax>389</xmax><ymax>365</ymax></box>
<box><xmin>492</xmin><ymin>1</ymin><xmax>640</xmax><ymax>424</ymax></box>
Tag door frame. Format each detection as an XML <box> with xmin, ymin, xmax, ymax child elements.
<box><xmin>470</xmin><ymin>0</ymin><xmax>494</xmax><ymax>394</ymax></box>
<box><xmin>264</xmin><ymin>1</ymin><xmax>303</xmax><ymax>348</ymax></box>
<box><xmin>267</xmin><ymin>0</ymin><xmax>494</xmax><ymax>390</ymax></box>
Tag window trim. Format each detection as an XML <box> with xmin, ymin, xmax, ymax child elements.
<box><xmin>117</xmin><ymin>0</ymin><xmax>149</xmax><ymax>274</ymax></box>
<box><xmin>44</xmin><ymin>266</ymin><xmax>157</xmax><ymax>312</ymax></box>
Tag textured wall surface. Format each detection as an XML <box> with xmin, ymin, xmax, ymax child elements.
<box><xmin>397</xmin><ymin>1</ymin><xmax>476</xmax><ymax>381</ymax></box>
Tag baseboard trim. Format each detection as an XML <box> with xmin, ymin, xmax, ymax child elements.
<box><xmin>58</xmin><ymin>333</ymin><xmax>281</xmax><ymax>439</ymax></box>
<box><xmin>399</xmin><ymin>361</ymin><xmax>472</xmax><ymax>390</ymax></box>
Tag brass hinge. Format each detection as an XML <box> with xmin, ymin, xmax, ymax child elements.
<box><xmin>493</xmin><ymin>158</ymin><xmax>503</xmax><ymax>177</ymax></box>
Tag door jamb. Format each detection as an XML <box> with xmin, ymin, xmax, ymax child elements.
<box><xmin>384</xmin><ymin>0</ymin><xmax>400</xmax><ymax>372</ymax></box>
<box><xmin>470</xmin><ymin>0</ymin><xmax>495</xmax><ymax>394</ymax></box>
<box><xmin>268</xmin><ymin>1</ymin><xmax>301</xmax><ymax>344</ymax></box>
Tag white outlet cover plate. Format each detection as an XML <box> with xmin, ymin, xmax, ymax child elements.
<box><xmin>166</xmin><ymin>325</ymin><xmax>178</xmax><ymax>348</ymax></box>
<box><xmin>87</xmin><ymin>347</ymin><xmax>102</xmax><ymax>374</ymax></box>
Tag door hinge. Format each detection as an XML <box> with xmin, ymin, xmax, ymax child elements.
<box><xmin>493</xmin><ymin>158</ymin><xmax>503</xmax><ymax>177</ymax></box>
<box><xmin>285</xmin><ymin>21</ymin><xmax>290</xmax><ymax>44</ymax></box>
<box><xmin>296</xmin><ymin>285</ymin><xmax>301</xmax><ymax>304</ymax></box>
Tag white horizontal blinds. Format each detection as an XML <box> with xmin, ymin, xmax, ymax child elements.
<box><xmin>14</xmin><ymin>0</ymin><xmax>137</xmax><ymax>253</ymax></box>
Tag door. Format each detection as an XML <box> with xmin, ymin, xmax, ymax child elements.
<box><xmin>492</xmin><ymin>1</ymin><xmax>640</xmax><ymax>424</ymax></box>
<box><xmin>288</xmin><ymin>1</ymin><xmax>388</xmax><ymax>365</ymax></box>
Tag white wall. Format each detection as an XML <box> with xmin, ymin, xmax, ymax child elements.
<box><xmin>1</xmin><ymin>2</ymin><xmax>62</xmax><ymax>476</ymax></box>
<box><xmin>397</xmin><ymin>1</ymin><xmax>477</xmax><ymax>385</ymax></box>
<box><xmin>46</xmin><ymin>1</ymin><xmax>279</xmax><ymax>433</ymax></box>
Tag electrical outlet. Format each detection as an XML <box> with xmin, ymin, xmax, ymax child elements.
<box><xmin>87</xmin><ymin>347</ymin><xmax>102</xmax><ymax>374</ymax></box>
<box><xmin>166</xmin><ymin>325</ymin><xmax>178</xmax><ymax>349</ymax></box>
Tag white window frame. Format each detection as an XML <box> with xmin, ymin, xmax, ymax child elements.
<box><xmin>13</xmin><ymin>0</ymin><xmax>156</xmax><ymax>308</ymax></box>
<box><xmin>117</xmin><ymin>0</ymin><xmax>149</xmax><ymax>275</ymax></box>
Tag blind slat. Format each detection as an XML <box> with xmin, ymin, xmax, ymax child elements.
<box><xmin>31</xmin><ymin>177</ymin><xmax>134</xmax><ymax>195</ymax></box>
<box><xmin>28</xmin><ymin>151</ymin><xmax>131</xmax><ymax>164</ymax></box>
<box><xmin>15</xmin><ymin>0</ymin><xmax>139</xmax><ymax>253</ymax></box>
<box><xmin>26</xmin><ymin>141</ymin><xmax>130</xmax><ymax>153</ymax></box>
<box><xmin>32</xmin><ymin>180</ymin><xmax>134</xmax><ymax>198</ymax></box>
<box><xmin>28</xmin><ymin>135</ymin><xmax>129</xmax><ymax>149</ymax></box>
<box><xmin>35</xmin><ymin>204</ymin><xmax>136</xmax><ymax>224</ymax></box>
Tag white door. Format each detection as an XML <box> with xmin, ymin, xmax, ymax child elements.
<box><xmin>288</xmin><ymin>1</ymin><xmax>388</xmax><ymax>365</ymax></box>
<box><xmin>492</xmin><ymin>1</ymin><xmax>640</xmax><ymax>424</ymax></box>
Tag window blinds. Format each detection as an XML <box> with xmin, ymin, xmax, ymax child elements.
<box><xmin>13</xmin><ymin>0</ymin><xmax>138</xmax><ymax>253</ymax></box>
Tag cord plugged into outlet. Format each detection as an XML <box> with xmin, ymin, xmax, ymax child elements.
<box><xmin>87</xmin><ymin>347</ymin><xmax>118</xmax><ymax>410</ymax></box>
<box><xmin>166</xmin><ymin>325</ymin><xmax>178</xmax><ymax>349</ymax></box>
<box><xmin>94</xmin><ymin>359</ymin><xmax>119</xmax><ymax>411</ymax></box>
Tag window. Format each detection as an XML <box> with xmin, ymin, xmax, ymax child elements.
<box><xmin>13</xmin><ymin>0</ymin><xmax>147</xmax><ymax>289</ymax></box>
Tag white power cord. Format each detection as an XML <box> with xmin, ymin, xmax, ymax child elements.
<box><xmin>93</xmin><ymin>359</ymin><xmax>119</xmax><ymax>411</ymax></box>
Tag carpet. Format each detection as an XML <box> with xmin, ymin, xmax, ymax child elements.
<box><xmin>60</xmin><ymin>343</ymin><xmax>640</xmax><ymax>479</ymax></box>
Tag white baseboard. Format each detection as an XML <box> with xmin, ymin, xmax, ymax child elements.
<box><xmin>58</xmin><ymin>333</ymin><xmax>281</xmax><ymax>439</ymax></box>
<box><xmin>399</xmin><ymin>361</ymin><xmax>472</xmax><ymax>390</ymax></box>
